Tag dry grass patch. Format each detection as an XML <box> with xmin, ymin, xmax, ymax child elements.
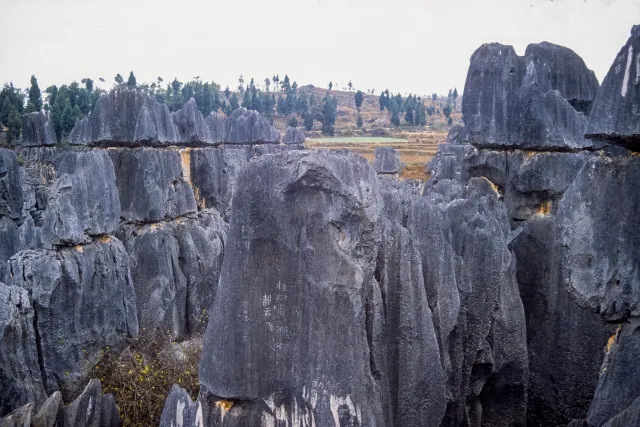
<box><xmin>91</xmin><ymin>331</ymin><xmax>202</xmax><ymax>427</ymax></box>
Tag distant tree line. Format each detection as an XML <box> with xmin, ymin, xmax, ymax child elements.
<box><xmin>0</xmin><ymin>71</ymin><xmax>458</xmax><ymax>144</ymax></box>
<box><xmin>377</xmin><ymin>90</ymin><xmax>427</xmax><ymax>127</ymax></box>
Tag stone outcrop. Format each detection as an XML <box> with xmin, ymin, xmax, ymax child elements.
<box><xmin>283</xmin><ymin>126</ymin><xmax>306</xmax><ymax>145</ymax></box>
<box><xmin>109</xmin><ymin>148</ymin><xmax>196</xmax><ymax>223</ymax></box>
<box><xmin>1</xmin><ymin>380</ymin><xmax>120</xmax><ymax>427</ymax></box>
<box><xmin>116</xmin><ymin>210</ymin><xmax>226</xmax><ymax>338</ymax></box>
<box><xmin>6</xmin><ymin>240</ymin><xmax>138</xmax><ymax>397</ymax></box>
<box><xmin>586</xmin><ymin>26</ymin><xmax>640</xmax><ymax>149</ymax></box>
<box><xmin>0</xmin><ymin>283</ymin><xmax>46</xmax><ymax>417</ymax></box>
<box><xmin>158</xmin><ymin>385</ymin><xmax>200</xmax><ymax>427</ymax></box>
<box><xmin>373</xmin><ymin>146</ymin><xmax>404</xmax><ymax>174</ymax></box>
<box><xmin>69</xmin><ymin>88</ymin><xmax>280</xmax><ymax>146</ymax></box>
<box><xmin>192</xmin><ymin>149</ymin><xmax>527</xmax><ymax>427</ymax></box>
<box><xmin>461</xmin><ymin>41</ymin><xmax>601</xmax><ymax>150</ymax></box>
<box><xmin>199</xmin><ymin>150</ymin><xmax>385</xmax><ymax>425</ymax></box>
<box><xmin>0</xmin><ymin>148</ymin><xmax>24</xmax><ymax>221</ymax></box>
<box><xmin>20</xmin><ymin>112</ymin><xmax>56</xmax><ymax>147</ymax></box>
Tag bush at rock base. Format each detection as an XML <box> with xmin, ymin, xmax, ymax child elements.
<box><xmin>90</xmin><ymin>330</ymin><xmax>201</xmax><ymax>427</ymax></box>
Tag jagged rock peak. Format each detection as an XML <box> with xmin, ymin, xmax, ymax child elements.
<box><xmin>69</xmin><ymin>87</ymin><xmax>280</xmax><ymax>146</ymax></box>
<box><xmin>373</xmin><ymin>146</ymin><xmax>404</xmax><ymax>174</ymax></box>
<box><xmin>283</xmin><ymin>126</ymin><xmax>306</xmax><ymax>145</ymax></box>
<box><xmin>461</xmin><ymin>40</ymin><xmax>601</xmax><ymax>150</ymax></box>
<box><xmin>585</xmin><ymin>25</ymin><xmax>640</xmax><ymax>149</ymax></box>
<box><xmin>20</xmin><ymin>111</ymin><xmax>57</xmax><ymax>147</ymax></box>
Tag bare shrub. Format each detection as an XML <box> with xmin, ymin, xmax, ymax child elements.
<box><xmin>91</xmin><ymin>330</ymin><xmax>202</xmax><ymax>427</ymax></box>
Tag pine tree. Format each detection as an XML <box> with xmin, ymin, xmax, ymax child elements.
<box><xmin>390</xmin><ymin>99</ymin><xmax>401</xmax><ymax>127</ymax></box>
<box><xmin>354</xmin><ymin>90</ymin><xmax>364</xmax><ymax>111</ymax></box>
<box><xmin>229</xmin><ymin>93</ymin><xmax>239</xmax><ymax>111</ymax></box>
<box><xmin>115</xmin><ymin>74</ymin><xmax>124</xmax><ymax>85</ymax></box>
<box><xmin>224</xmin><ymin>86</ymin><xmax>231</xmax><ymax>99</ymax></box>
<box><xmin>357</xmin><ymin>114</ymin><xmax>363</xmax><ymax>129</ymax></box>
<box><xmin>27</xmin><ymin>75</ymin><xmax>42</xmax><ymax>112</ymax></box>
<box><xmin>303</xmin><ymin>113</ymin><xmax>314</xmax><ymax>131</ymax></box>
<box><xmin>321</xmin><ymin>94</ymin><xmax>337</xmax><ymax>136</ymax></box>
<box><xmin>288</xmin><ymin>116</ymin><xmax>298</xmax><ymax>127</ymax></box>
<box><xmin>453</xmin><ymin>88</ymin><xmax>458</xmax><ymax>108</ymax></box>
<box><xmin>328</xmin><ymin>81</ymin><xmax>333</xmax><ymax>91</ymax></box>
<box><xmin>127</xmin><ymin>72</ymin><xmax>137</xmax><ymax>87</ymax></box>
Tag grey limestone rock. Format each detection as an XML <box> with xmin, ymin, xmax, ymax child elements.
<box><xmin>40</xmin><ymin>149</ymin><xmax>120</xmax><ymax>246</ymax></box>
<box><xmin>109</xmin><ymin>148</ymin><xmax>196</xmax><ymax>223</ymax></box>
<box><xmin>199</xmin><ymin>149</ymin><xmax>385</xmax><ymax>425</ymax></box>
<box><xmin>0</xmin><ymin>284</ymin><xmax>46</xmax><ymax>417</ymax></box>
<box><xmin>586</xmin><ymin>25</ymin><xmax>640</xmax><ymax>149</ymax></box>
<box><xmin>116</xmin><ymin>210</ymin><xmax>226</xmax><ymax>338</ymax></box>
<box><xmin>158</xmin><ymin>385</ymin><xmax>200</xmax><ymax>427</ymax></box>
<box><xmin>224</xmin><ymin>108</ymin><xmax>280</xmax><ymax>144</ymax></box>
<box><xmin>373</xmin><ymin>146</ymin><xmax>404</xmax><ymax>174</ymax></box>
<box><xmin>0</xmin><ymin>403</ymin><xmax>33</xmax><ymax>427</ymax></box>
<box><xmin>587</xmin><ymin>321</ymin><xmax>640</xmax><ymax>427</ymax></box>
<box><xmin>601</xmin><ymin>396</ymin><xmax>640</xmax><ymax>427</ymax></box>
<box><xmin>7</xmin><ymin>239</ymin><xmax>138</xmax><ymax>397</ymax></box>
<box><xmin>0</xmin><ymin>148</ymin><xmax>24</xmax><ymax>221</ymax></box>
<box><xmin>461</xmin><ymin>41</ymin><xmax>600</xmax><ymax>150</ymax></box>
<box><xmin>283</xmin><ymin>126</ymin><xmax>305</xmax><ymax>145</ymax></box>
<box><xmin>20</xmin><ymin>112</ymin><xmax>56</xmax><ymax>147</ymax></box>
<box><xmin>62</xmin><ymin>379</ymin><xmax>120</xmax><ymax>427</ymax></box>
<box><xmin>557</xmin><ymin>156</ymin><xmax>640</xmax><ymax>321</ymax></box>
<box><xmin>68</xmin><ymin>88</ymin><xmax>279</xmax><ymax>146</ymax></box>
<box><xmin>426</xmin><ymin>143</ymin><xmax>475</xmax><ymax>183</ymax></box>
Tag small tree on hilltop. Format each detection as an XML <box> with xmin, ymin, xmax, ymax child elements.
<box><xmin>127</xmin><ymin>72</ymin><xmax>137</xmax><ymax>87</ymax></box>
<box><xmin>348</xmin><ymin>80</ymin><xmax>353</xmax><ymax>91</ymax></box>
<box><xmin>354</xmin><ymin>90</ymin><xmax>364</xmax><ymax>111</ymax></box>
<box><xmin>328</xmin><ymin>81</ymin><xmax>333</xmax><ymax>91</ymax></box>
<box><xmin>115</xmin><ymin>74</ymin><xmax>124</xmax><ymax>85</ymax></box>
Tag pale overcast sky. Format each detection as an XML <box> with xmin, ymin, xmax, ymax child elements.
<box><xmin>0</xmin><ymin>0</ymin><xmax>638</xmax><ymax>96</ymax></box>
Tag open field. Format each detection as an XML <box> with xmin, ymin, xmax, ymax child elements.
<box><xmin>305</xmin><ymin>131</ymin><xmax>447</xmax><ymax>180</ymax></box>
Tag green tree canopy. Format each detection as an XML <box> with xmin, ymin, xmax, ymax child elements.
<box><xmin>27</xmin><ymin>75</ymin><xmax>42</xmax><ymax>113</ymax></box>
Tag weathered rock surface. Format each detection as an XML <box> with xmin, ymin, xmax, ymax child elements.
<box><xmin>109</xmin><ymin>148</ymin><xmax>196</xmax><ymax>223</ymax></box>
<box><xmin>586</xmin><ymin>26</ymin><xmax>640</xmax><ymax>149</ymax></box>
<box><xmin>373</xmin><ymin>146</ymin><xmax>404</xmax><ymax>174</ymax></box>
<box><xmin>461</xmin><ymin>42</ymin><xmax>600</xmax><ymax>150</ymax></box>
<box><xmin>40</xmin><ymin>150</ymin><xmax>121</xmax><ymax>246</ymax></box>
<box><xmin>0</xmin><ymin>149</ymin><xmax>24</xmax><ymax>221</ymax></box>
<box><xmin>199</xmin><ymin>149</ymin><xmax>386</xmax><ymax>425</ymax></box>
<box><xmin>587</xmin><ymin>321</ymin><xmax>640</xmax><ymax>427</ymax></box>
<box><xmin>459</xmin><ymin>149</ymin><xmax>607</xmax><ymax>426</ymax></box>
<box><xmin>158</xmin><ymin>385</ymin><xmax>200</xmax><ymax>427</ymax></box>
<box><xmin>283</xmin><ymin>126</ymin><xmax>305</xmax><ymax>145</ymax></box>
<box><xmin>557</xmin><ymin>156</ymin><xmax>640</xmax><ymax>321</ymax></box>
<box><xmin>0</xmin><ymin>284</ymin><xmax>46</xmax><ymax>417</ymax></box>
<box><xmin>417</xmin><ymin>178</ymin><xmax>528</xmax><ymax>427</ymax></box>
<box><xmin>7</xmin><ymin>240</ymin><xmax>138</xmax><ymax>397</ymax></box>
<box><xmin>1</xmin><ymin>381</ymin><xmax>119</xmax><ymax>427</ymax></box>
<box><xmin>61</xmin><ymin>380</ymin><xmax>120</xmax><ymax>427</ymax></box>
<box><xmin>69</xmin><ymin>88</ymin><xmax>280</xmax><ymax>146</ymax></box>
<box><xmin>116</xmin><ymin>210</ymin><xmax>226</xmax><ymax>338</ymax></box>
<box><xmin>426</xmin><ymin>142</ymin><xmax>474</xmax><ymax>183</ymax></box>
<box><xmin>601</xmin><ymin>395</ymin><xmax>640</xmax><ymax>427</ymax></box>
<box><xmin>0</xmin><ymin>403</ymin><xmax>33</xmax><ymax>427</ymax></box>
<box><xmin>20</xmin><ymin>112</ymin><xmax>56</xmax><ymax>147</ymax></box>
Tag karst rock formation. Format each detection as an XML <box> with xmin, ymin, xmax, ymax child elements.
<box><xmin>2</xmin><ymin>25</ymin><xmax>640</xmax><ymax>427</ymax></box>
